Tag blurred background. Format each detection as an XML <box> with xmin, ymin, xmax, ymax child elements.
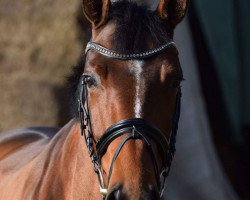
<box><xmin>0</xmin><ymin>0</ymin><xmax>249</xmax><ymax>199</ymax></box>
<box><xmin>189</xmin><ymin>1</ymin><xmax>250</xmax><ymax>199</ymax></box>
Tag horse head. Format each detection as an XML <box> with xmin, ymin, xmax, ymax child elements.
<box><xmin>77</xmin><ymin>0</ymin><xmax>189</xmax><ymax>199</ymax></box>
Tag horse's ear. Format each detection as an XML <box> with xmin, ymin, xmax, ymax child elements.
<box><xmin>82</xmin><ymin>0</ymin><xmax>110</xmax><ymax>28</ymax></box>
<box><xmin>157</xmin><ymin>0</ymin><xmax>189</xmax><ymax>28</ymax></box>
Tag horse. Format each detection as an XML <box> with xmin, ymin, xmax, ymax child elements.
<box><xmin>0</xmin><ymin>0</ymin><xmax>189</xmax><ymax>199</ymax></box>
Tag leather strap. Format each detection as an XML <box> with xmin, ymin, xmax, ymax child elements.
<box><xmin>96</xmin><ymin>118</ymin><xmax>169</xmax><ymax>161</ymax></box>
<box><xmin>85</xmin><ymin>41</ymin><xmax>177</xmax><ymax>60</ymax></box>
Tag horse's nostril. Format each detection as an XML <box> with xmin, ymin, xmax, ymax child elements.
<box><xmin>149</xmin><ymin>188</ymin><xmax>161</xmax><ymax>200</ymax></box>
<box><xmin>106</xmin><ymin>185</ymin><xmax>124</xmax><ymax>200</ymax></box>
<box><xmin>114</xmin><ymin>189</ymin><xmax>121</xmax><ymax>199</ymax></box>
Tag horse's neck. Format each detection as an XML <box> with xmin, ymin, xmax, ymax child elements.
<box><xmin>36</xmin><ymin>120</ymin><xmax>100</xmax><ymax>200</ymax></box>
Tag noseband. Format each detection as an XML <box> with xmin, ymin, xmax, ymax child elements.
<box><xmin>79</xmin><ymin>40</ymin><xmax>181</xmax><ymax>199</ymax></box>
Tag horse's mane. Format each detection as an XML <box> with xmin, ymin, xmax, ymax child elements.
<box><xmin>68</xmin><ymin>0</ymin><xmax>170</xmax><ymax>118</ymax></box>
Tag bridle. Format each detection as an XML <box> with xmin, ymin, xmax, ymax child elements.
<box><xmin>85</xmin><ymin>41</ymin><xmax>177</xmax><ymax>60</ymax></box>
<box><xmin>78</xmin><ymin>40</ymin><xmax>181</xmax><ymax>199</ymax></box>
<box><xmin>79</xmin><ymin>41</ymin><xmax>181</xmax><ymax>199</ymax></box>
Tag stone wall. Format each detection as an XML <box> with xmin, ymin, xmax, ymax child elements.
<box><xmin>0</xmin><ymin>0</ymin><xmax>89</xmax><ymax>131</ymax></box>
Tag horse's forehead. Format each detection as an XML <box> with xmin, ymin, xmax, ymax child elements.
<box><xmin>127</xmin><ymin>60</ymin><xmax>166</xmax><ymax>82</ymax></box>
<box><xmin>129</xmin><ymin>60</ymin><xmax>145</xmax><ymax>71</ymax></box>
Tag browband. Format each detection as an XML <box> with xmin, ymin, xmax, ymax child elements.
<box><xmin>85</xmin><ymin>41</ymin><xmax>177</xmax><ymax>60</ymax></box>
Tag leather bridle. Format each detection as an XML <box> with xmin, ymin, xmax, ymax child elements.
<box><xmin>78</xmin><ymin>40</ymin><xmax>181</xmax><ymax>199</ymax></box>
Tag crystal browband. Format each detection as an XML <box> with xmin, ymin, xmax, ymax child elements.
<box><xmin>85</xmin><ymin>41</ymin><xmax>177</xmax><ymax>60</ymax></box>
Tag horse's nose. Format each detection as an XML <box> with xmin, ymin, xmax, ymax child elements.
<box><xmin>106</xmin><ymin>185</ymin><xmax>125</xmax><ymax>200</ymax></box>
<box><xmin>106</xmin><ymin>184</ymin><xmax>160</xmax><ymax>200</ymax></box>
<box><xmin>147</xmin><ymin>187</ymin><xmax>161</xmax><ymax>200</ymax></box>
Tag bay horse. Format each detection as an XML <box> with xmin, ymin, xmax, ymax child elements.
<box><xmin>0</xmin><ymin>0</ymin><xmax>189</xmax><ymax>199</ymax></box>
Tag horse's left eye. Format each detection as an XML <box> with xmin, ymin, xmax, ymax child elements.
<box><xmin>84</xmin><ymin>75</ymin><xmax>96</xmax><ymax>88</ymax></box>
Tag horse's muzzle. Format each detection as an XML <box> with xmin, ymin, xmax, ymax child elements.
<box><xmin>106</xmin><ymin>184</ymin><xmax>161</xmax><ymax>200</ymax></box>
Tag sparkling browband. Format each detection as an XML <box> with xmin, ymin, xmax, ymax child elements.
<box><xmin>85</xmin><ymin>41</ymin><xmax>177</xmax><ymax>60</ymax></box>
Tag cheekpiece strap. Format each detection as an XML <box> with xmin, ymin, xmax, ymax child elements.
<box><xmin>85</xmin><ymin>41</ymin><xmax>177</xmax><ymax>60</ymax></box>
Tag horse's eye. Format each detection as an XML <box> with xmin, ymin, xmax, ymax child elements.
<box><xmin>84</xmin><ymin>75</ymin><xmax>96</xmax><ymax>88</ymax></box>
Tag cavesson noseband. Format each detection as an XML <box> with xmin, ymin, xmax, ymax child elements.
<box><xmin>79</xmin><ymin>40</ymin><xmax>181</xmax><ymax>199</ymax></box>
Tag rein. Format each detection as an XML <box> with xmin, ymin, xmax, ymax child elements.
<box><xmin>79</xmin><ymin>40</ymin><xmax>181</xmax><ymax>199</ymax></box>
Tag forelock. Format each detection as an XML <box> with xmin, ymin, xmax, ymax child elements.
<box><xmin>109</xmin><ymin>1</ymin><xmax>170</xmax><ymax>54</ymax></box>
